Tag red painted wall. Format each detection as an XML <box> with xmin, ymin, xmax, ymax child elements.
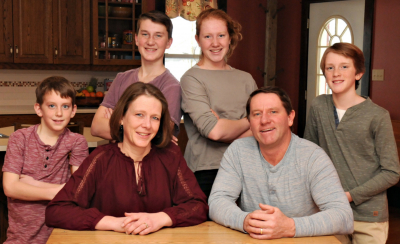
<box><xmin>275</xmin><ymin>0</ymin><xmax>302</xmax><ymax>133</ymax></box>
<box><xmin>227</xmin><ymin>1</ymin><xmax>267</xmax><ymax>88</ymax></box>
<box><xmin>370</xmin><ymin>0</ymin><xmax>400</xmax><ymax>120</ymax></box>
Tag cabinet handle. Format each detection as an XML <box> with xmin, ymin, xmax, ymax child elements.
<box><xmin>9</xmin><ymin>45</ymin><xmax>13</xmax><ymax>54</ymax></box>
<box><xmin>94</xmin><ymin>47</ymin><xmax>98</xmax><ymax>58</ymax></box>
<box><xmin>15</xmin><ymin>46</ymin><xmax>18</xmax><ymax>55</ymax></box>
<box><xmin>55</xmin><ymin>48</ymin><xmax>58</xmax><ymax>56</ymax></box>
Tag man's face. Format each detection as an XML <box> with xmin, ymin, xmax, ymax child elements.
<box><xmin>249</xmin><ymin>93</ymin><xmax>295</xmax><ymax>152</ymax></box>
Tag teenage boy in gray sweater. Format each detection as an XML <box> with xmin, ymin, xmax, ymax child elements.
<box><xmin>304</xmin><ymin>42</ymin><xmax>400</xmax><ymax>244</ymax></box>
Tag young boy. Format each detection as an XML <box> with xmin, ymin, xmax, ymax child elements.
<box><xmin>91</xmin><ymin>10</ymin><xmax>181</xmax><ymax>139</ymax></box>
<box><xmin>2</xmin><ymin>76</ymin><xmax>89</xmax><ymax>243</ymax></box>
<box><xmin>304</xmin><ymin>43</ymin><xmax>400</xmax><ymax>244</ymax></box>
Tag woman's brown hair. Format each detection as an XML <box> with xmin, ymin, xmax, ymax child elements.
<box><xmin>196</xmin><ymin>8</ymin><xmax>242</xmax><ymax>62</ymax></box>
<box><xmin>109</xmin><ymin>82</ymin><xmax>172</xmax><ymax>148</ymax></box>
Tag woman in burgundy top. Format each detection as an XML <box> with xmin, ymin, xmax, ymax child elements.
<box><xmin>45</xmin><ymin>82</ymin><xmax>208</xmax><ymax>235</ymax></box>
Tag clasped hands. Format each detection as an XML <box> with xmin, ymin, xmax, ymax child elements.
<box><xmin>243</xmin><ymin>203</ymin><xmax>296</xmax><ymax>240</ymax></box>
<box><xmin>108</xmin><ymin>212</ymin><xmax>172</xmax><ymax>235</ymax></box>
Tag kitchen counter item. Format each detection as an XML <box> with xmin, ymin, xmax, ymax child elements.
<box><xmin>75</xmin><ymin>97</ymin><xmax>103</xmax><ymax>107</ymax></box>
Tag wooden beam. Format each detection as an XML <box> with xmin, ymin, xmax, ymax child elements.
<box><xmin>264</xmin><ymin>0</ymin><xmax>278</xmax><ymax>87</ymax></box>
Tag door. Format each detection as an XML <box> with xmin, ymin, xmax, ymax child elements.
<box><xmin>0</xmin><ymin>0</ymin><xmax>13</xmax><ymax>63</ymax></box>
<box><xmin>13</xmin><ymin>0</ymin><xmax>53</xmax><ymax>64</ymax></box>
<box><xmin>306</xmin><ymin>0</ymin><xmax>365</xmax><ymax>114</ymax></box>
<box><xmin>53</xmin><ymin>0</ymin><xmax>90</xmax><ymax>64</ymax></box>
<box><xmin>297</xmin><ymin>0</ymin><xmax>374</xmax><ymax>137</ymax></box>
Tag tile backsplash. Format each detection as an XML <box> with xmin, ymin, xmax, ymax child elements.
<box><xmin>0</xmin><ymin>81</ymin><xmax>104</xmax><ymax>88</ymax></box>
<box><xmin>0</xmin><ymin>69</ymin><xmax>119</xmax><ymax>107</ymax></box>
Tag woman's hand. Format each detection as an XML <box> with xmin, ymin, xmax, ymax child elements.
<box><xmin>122</xmin><ymin>212</ymin><xmax>173</xmax><ymax>235</ymax></box>
<box><xmin>95</xmin><ymin>216</ymin><xmax>127</xmax><ymax>232</ymax></box>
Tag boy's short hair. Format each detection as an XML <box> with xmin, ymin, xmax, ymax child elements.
<box><xmin>136</xmin><ymin>10</ymin><xmax>173</xmax><ymax>39</ymax></box>
<box><xmin>36</xmin><ymin>76</ymin><xmax>76</xmax><ymax>106</ymax></box>
<box><xmin>320</xmin><ymin>43</ymin><xmax>365</xmax><ymax>90</ymax></box>
<box><xmin>246</xmin><ymin>86</ymin><xmax>293</xmax><ymax>119</ymax></box>
<box><xmin>109</xmin><ymin>82</ymin><xmax>172</xmax><ymax>148</ymax></box>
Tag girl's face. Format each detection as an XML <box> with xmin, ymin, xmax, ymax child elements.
<box><xmin>196</xmin><ymin>18</ymin><xmax>231</xmax><ymax>68</ymax></box>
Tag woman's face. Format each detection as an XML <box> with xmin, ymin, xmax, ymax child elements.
<box><xmin>196</xmin><ymin>18</ymin><xmax>231</xmax><ymax>68</ymax></box>
<box><xmin>120</xmin><ymin>95</ymin><xmax>162</xmax><ymax>150</ymax></box>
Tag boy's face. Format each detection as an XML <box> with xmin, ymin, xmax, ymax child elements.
<box><xmin>324</xmin><ymin>52</ymin><xmax>364</xmax><ymax>95</ymax></box>
<box><xmin>135</xmin><ymin>19</ymin><xmax>172</xmax><ymax>64</ymax></box>
<box><xmin>34</xmin><ymin>90</ymin><xmax>77</xmax><ymax>134</ymax></box>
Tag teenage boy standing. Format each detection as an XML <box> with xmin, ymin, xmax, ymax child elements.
<box><xmin>91</xmin><ymin>11</ymin><xmax>181</xmax><ymax>139</ymax></box>
<box><xmin>304</xmin><ymin>43</ymin><xmax>400</xmax><ymax>244</ymax></box>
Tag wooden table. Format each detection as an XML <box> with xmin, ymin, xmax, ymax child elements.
<box><xmin>47</xmin><ymin>221</ymin><xmax>341</xmax><ymax>244</ymax></box>
<box><xmin>0</xmin><ymin>126</ymin><xmax>108</xmax><ymax>151</ymax></box>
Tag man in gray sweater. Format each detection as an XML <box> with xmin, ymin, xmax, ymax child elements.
<box><xmin>209</xmin><ymin>87</ymin><xmax>353</xmax><ymax>240</ymax></box>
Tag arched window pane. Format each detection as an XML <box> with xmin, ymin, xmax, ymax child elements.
<box><xmin>337</xmin><ymin>19</ymin><xmax>347</xmax><ymax>36</ymax></box>
<box><xmin>342</xmin><ymin>28</ymin><xmax>352</xmax><ymax>43</ymax></box>
<box><xmin>318</xmin><ymin>75</ymin><xmax>327</xmax><ymax>95</ymax></box>
<box><xmin>326</xmin><ymin>19</ymin><xmax>336</xmax><ymax>36</ymax></box>
<box><xmin>330</xmin><ymin>36</ymin><xmax>341</xmax><ymax>45</ymax></box>
<box><xmin>318</xmin><ymin>47</ymin><xmax>327</xmax><ymax>75</ymax></box>
<box><xmin>316</xmin><ymin>16</ymin><xmax>353</xmax><ymax>96</ymax></box>
<box><xmin>319</xmin><ymin>29</ymin><xmax>330</xmax><ymax>46</ymax></box>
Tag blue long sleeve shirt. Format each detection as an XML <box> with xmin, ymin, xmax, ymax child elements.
<box><xmin>209</xmin><ymin>134</ymin><xmax>353</xmax><ymax>237</ymax></box>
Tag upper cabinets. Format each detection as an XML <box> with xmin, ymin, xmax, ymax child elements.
<box><xmin>12</xmin><ymin>0</ymin><xmax>53</xmax><ymax>64</ymax></box>
<box><xmin>92</xmin><ymin>0</ymin><xmax>142</xmax><ymax>66</ymax></box>
<box><xmin>0</xmin><ymin>0</ymin><xmax>90</xmax><ymax>64</ymax></box>
<box><xmin>53</xmin><ymin>0</ymin><xmax>91</xmax><ymax>64</ymax></box>
<box><xmin>0</xmin><ymin>0</ymin><xmax>139</xmax><ymax>67</ymax></box>
<box><xmin>0</xmin><ymin>0</ymin><xmax>13</xmax><ymax>63</ymax></box>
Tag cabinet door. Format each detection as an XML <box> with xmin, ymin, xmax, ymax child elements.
<box><xmin>0</xmin><ymin>0</ymin><xmax>13</xmax><ymax>63</ymax></box>
<box><xmin>53</xmin><ymin>0</ymin><xmax>90</xmax><ymax>64</ymax></box>
<box><xmin>13</xmin><ymin>0</ymin><xmax>53</xmax><ymax>64</ymax></box>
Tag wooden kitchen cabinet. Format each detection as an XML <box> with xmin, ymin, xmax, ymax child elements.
<box><xmin>0</xmin><ymin>0</ymin><xmax>13</xmax><ymax>63</ymax></box>
<box><xmin>13</xmin><ymin>0</ymin><xmax>53</xmax><ymax>64</ymax></box>
<box><xmin>92</xmin><ymin>0</ymin><xmax>142</xmax><ymax>66</ymax></box>
<box><xmin>0</xmin><ymin>0</ymin><xmax>90</xmax><ymax>64</ymax></box>
<box><xmin>53</xmin><ymin>0</ymin><xmax>90</xmax><ymax>64</ymax></box>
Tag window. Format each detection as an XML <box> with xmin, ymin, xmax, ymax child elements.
<box><xmin>316</xmin><ymin>16</ymin><xmax>353</xmax><ymax>95</ymax></box>
<box><xmin>165</xmin><ymin>17</ymin><xmax>200</xmax><ymax>81</ymax></box>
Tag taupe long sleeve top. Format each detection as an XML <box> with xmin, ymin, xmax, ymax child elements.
<box><xmin>181</xmin><ymin>66</ymin><xmax>258</xmax><ymax>172</ymax></box>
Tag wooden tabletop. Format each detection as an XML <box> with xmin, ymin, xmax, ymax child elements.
<box><xmin>47</xmin><ymin>221</ymin><xmax>341</xmax><ymax>244</ymax></box>
<box><xmin>0</xmin><ymin>126</ymin><xmax>108</xmax><ymax>151</ymax></box>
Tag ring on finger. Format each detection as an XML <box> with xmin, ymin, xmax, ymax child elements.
<box><xmin>260</xmin><ymin>228</ymin><xmax>263</xmax><ymax>235</ymax></box>
<box><xmin>143</xmin><ymin>222</ymin><xmax>149</xmax><ymax>229</ymax></box>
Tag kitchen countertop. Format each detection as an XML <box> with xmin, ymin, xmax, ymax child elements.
<box><xmin>0</xmin><ymin>105</ymin><xmax>98</xmax><ymax>115</ymax></box>
<box><xmin>0</xmin><ymin>126</ymin><xmax>108</xmax><ymax>151</ymax></box>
